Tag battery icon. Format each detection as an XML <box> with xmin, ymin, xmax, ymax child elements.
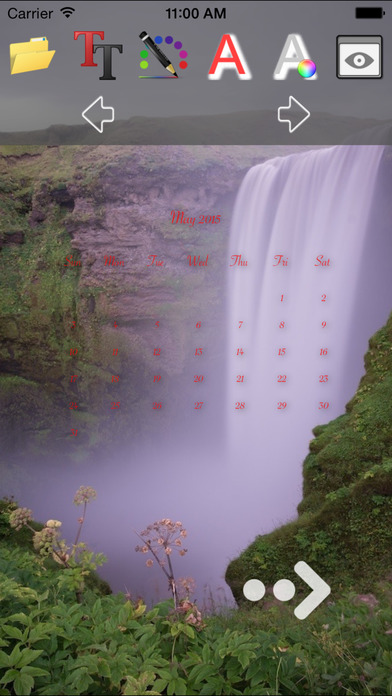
<box><xmin>355</xmin><ymin>7</ymin><xmax>385</xmax><ymax>18</ymax></box>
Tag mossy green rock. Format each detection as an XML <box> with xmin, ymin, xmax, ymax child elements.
<box><xmin>226</xmin><ymin>312</ymin><xmax>392</xmax><ymax>601</ymax></box>
<box><xmin>0</xmin><ymin>319</ymin><xmax>19</xmax><ymax>339</ymax></box>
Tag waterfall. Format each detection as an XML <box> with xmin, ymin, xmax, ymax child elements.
<box><xmin>7</xmin><ymin>145</ymin><xmax>391</xmax><ymax>603</ymax></box>
<box><xmin>226</xmin><ymin>146</ymin><xmax>388</xmax><ymax>530</ymax></box>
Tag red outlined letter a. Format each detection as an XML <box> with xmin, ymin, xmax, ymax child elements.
<box><xmin>208</xmin><ymin>34</ymin><xmax>252</xmax><ymax>80</ymax></box>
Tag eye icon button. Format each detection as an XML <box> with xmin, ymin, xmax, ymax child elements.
<box><xmin>345</xmin><ymin>51</ymin><xmax>374</xmax><ymax>69</ymax></box>
<box><xmin>337</xmin><ymin>36</ymin><xmax>382</xmax><ymax>79</ymax></box>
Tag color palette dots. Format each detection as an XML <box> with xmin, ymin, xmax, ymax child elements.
<box><xmin>179</xmin><ymin>49</ymin><xmax>188</xmax><ymax>70</ymax></box>
<box><xmin>140</xmin><ymin>48</ymin><xmax>149</xmax><ymax>70</ymax></box>
<box><xmin>139</xmin><ymin>34</ymin><xmax>189</xmax><ymax>75</ymax></box>
<box><xmin>298</xmin><ymin>59</ymin><xmax>317</xmax><ymax>78</ymax></box>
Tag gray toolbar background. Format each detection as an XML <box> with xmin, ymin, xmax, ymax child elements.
<box><xmin>1</xmin><ymin>0</ymin><xmax>391</xmax><ymax>143</ymax></box>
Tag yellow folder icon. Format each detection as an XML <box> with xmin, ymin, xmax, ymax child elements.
<box><xmin>10</xmin><ymin>37</ymin><xmax>55</xmax><ymax>75</ymax></box>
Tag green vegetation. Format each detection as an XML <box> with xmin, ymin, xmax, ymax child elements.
<box><xmin>226</xmin><ymin>312</ymin><xmax>392</xmax><ymax>601</ymax></box>
<box><xmin>2</xmin><ymin>498</ymin><xmax>392</xmax><ymax>695</ymax></box>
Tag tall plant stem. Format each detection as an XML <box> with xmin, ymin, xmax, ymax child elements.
<box><xmin>73</xmin><ymin>501</ymin><xmax>87</xmax><ymax>547</ymax></box>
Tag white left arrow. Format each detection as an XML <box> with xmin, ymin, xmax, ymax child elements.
<box><xmin>294</xmin><ymin>561</ymin><xmax>331</xmax><ymax>620</ymax></box>
<box><xmin>82</xmin><ymin>96</ymin><xmax>115</xmax><ymax>134</ymax></box>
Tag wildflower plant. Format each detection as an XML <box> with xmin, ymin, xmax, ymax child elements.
<box><xmin>135</xmin><ymin>519</ymin><xmax>188</xmax><ymax>607</ymax></box>
<box><xmin>177</xmin><ymin>577</ymin><xmax>205</xmax><ymax>630</ymax></box>
<box><xmin>177</xmin><ymin>576</ymin><xmax>196</xmax><ymax>601</ymax></box>
<box><xmin>9</xmin><ymin>507</ymin><xmax>33</xmax><ymax>531</ymax></box>
<box><xmin>8</xmin><ymin>485</ymin><xmax>105</xmax><ymax>601</ymax></box>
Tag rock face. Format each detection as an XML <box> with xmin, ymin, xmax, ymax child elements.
<box><xmin>226</xmin><ymin>312</ymin><xmax>392</xmax><ymax>599</ymax></box>
<box><xmin>1</xmin><ymin>144</ymin><xmax>310</xmax><ymax>461</ymax></box>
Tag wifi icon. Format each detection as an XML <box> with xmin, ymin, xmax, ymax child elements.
<box><xmin>60</xmin><ymin>6</ymin><xmax>75</xmax><ymax>18</ymax></box>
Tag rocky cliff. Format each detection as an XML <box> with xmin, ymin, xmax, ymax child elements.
<box><xmin>1</xmin><ymin>144</ymin><xmax>311</xmax><ymax>463</ymax></box>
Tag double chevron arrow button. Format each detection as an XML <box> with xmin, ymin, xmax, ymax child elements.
<box><xmin>293</xmin><ymin>561</ymin><xmax>331</xmax><ymax>620</ymax></box>
<box><xmin>243</xmin><ymin>561</ymin><xmax>331</xmax><ymax>620</ymax></box>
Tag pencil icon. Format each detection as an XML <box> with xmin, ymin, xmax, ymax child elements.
<box><xmin>139</xmin><ymin>31</ymin><xmax>178</xmax><ymax>77</ymax></box>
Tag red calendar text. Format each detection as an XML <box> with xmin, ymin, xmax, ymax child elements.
<box><xmin>273</xmin><ymin>254</ymin><xmax>288</xmax><ymax>266</ymax></box>
<box><xmin>230</xmin><ymin>254</ymin><xmax>248</xmax><ymax>267</ymax></box>
<box><xmin>187</xmin><ymin>255</ymin><xmax>209</xmax><ymax>267</ymax></box>
<box><xmin>171</xmin><ymin>210</ymin><xmax>196</xmax><ymax>227</ymax></box>
<box><xmin>314</xmin><ymin>255</ymin><xmax>331</xmax><ymax>267</ymax></box>
<box><xmin>64</xmin><ymin>256</ymin><xmax>81</xmax><ymax>267</ymax></box>
<box><xmin>104</xmin><ymin>256</ymin><xmax>125</xmax><ymax>267</ymax></box>
<box><xmin>147</xmin><ymin>255</ymin><xmax>164</xmax><ymax>267</ymax></box>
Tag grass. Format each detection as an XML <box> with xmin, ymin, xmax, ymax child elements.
<box><xmin>1</xmin><ymin>496</ymin><xmax>392</xmax><ymax>695</ymax></box>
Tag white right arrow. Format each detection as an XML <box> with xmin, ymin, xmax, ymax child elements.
<box><xmin>277</xmin><ymin>96</ymin><xmax>310</xmax><ymax>133</ymax></box>
<box><xmin>294</xmin><ymin>561</ymin><xmax>331</xmax><ymax>620</ymax></box>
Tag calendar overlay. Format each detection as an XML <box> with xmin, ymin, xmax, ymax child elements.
<box><xmin>1</xmin><ymin>144</ymin><xmax>391</xmax><ymax>602</ymax></box>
